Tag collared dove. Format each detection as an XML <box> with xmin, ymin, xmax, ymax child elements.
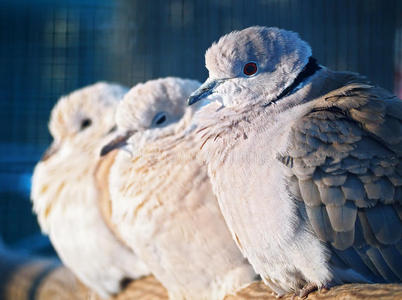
<box><xmin>101</xmin><ymin>77</ymin><xmax>256</xmax><ymax>300</ymax></box>
<box><xmin>31</xmin><ymin>83</ymin><xmax>150</xmax><ymax>298</ymax></box>
<box><xmin>188</xmin><ymin>26</ymin><xmax>402</xmax><ymax>297</ymax></box>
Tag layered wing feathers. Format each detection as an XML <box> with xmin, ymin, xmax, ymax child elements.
<box><xmin>283</xmin><ymin>82</ymin><xmax>402</xmax><ymax>282</ymax></box>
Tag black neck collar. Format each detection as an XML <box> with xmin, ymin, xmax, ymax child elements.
<box><xmin>271</xmin><ymin>57</ymin><xmax>321</xmax><ymax>104</ymax></box>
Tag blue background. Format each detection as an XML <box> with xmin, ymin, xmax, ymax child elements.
<box><xmin>0</xmin><ymin>0</ymin><xmax>401</xmax><ymax>256</ymax></box>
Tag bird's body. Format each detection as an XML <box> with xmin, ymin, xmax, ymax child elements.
<box><xmin>106</xmin><ymin>77</ymin><xmax>256</xmax><ymax>300</ymax></box>
<box><xmin>189</xmin><ymin>27</ymin><xmax>402</xmax><ymax>296</ymax></box>
<box><xmin>31</xmin><ymin>83</ymin><xmax>149</xmax><ymax>298</ymax></box>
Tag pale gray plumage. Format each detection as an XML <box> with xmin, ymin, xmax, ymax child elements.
<box><xmin>105</xmin><ymin>77</ymin><xmax>256</xmax><ymax>300</ymax></box>
<box><xmin>31</xmin><ymin>83</ymin><xmax>149</xmax><ymax>298</ymax></box>
<box><xmin>188</xmin><ymin>26</ymin><xmax>402</xmax><ymax>296</ymax></box>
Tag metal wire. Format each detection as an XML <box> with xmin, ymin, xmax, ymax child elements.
<box><xmin>0</xmin><ymin>0</ymin><xmax>400</xmax><ymax>250</ymax></box>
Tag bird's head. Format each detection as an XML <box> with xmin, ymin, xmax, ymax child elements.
<box><xmin>31</xmin><ymin>83</ymin><xmax>126</xmax><ymax>230</ymax></box>
<box><xmin>101</xmin><ymin>77</ymin><xmax>201</xmax><ymax>156</ymax></box>
<box><xmin>42</xmin><ymin>82</ymin><xmax>126</xmax><ymax>162</ymax></box>
<box><xmin>188</xmin><ymin>26</ymin><xmax>317</xmax><ymax>108</ymax></box>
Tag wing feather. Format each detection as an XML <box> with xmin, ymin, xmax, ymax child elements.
<box><xmin>282</xmin><ymin>80</ymin><xmax>402</xmax><ymax>282</ymax></box>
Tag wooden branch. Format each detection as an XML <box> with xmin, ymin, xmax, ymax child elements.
<box><xmin>1</xmin><ymin>249</ymin><xmax>401</xmax><ymax>300</ymax></box>
<box><xmin>0</xmin><ymin>248</ymin><xmax>83</xmax><ymax>300</ymax></box>
<box><xmin>224</xmin><ymin>281</ymin><xmax>402</xmax><ymax>300</ymax></box>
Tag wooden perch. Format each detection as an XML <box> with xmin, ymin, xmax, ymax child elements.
<box><xmin>224</xmin><ymin>281</ymin><xmax>402</xmax><ymax>300</ymax></box>
<box><xmin>1</xmin><ymin>249</ymin><xmax>402</xmax><ymax>300</ymax></box>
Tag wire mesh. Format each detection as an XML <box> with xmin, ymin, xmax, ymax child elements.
<box><xmin>0</xmin><ymin>0</ymin><xmax>401</xmax><ymax>252</ymax></box>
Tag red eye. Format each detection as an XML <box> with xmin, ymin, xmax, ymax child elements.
<box><xmin>243</xmin><ymin>62</ymin><xmax>258</xmax><ymax>76</ymax></box>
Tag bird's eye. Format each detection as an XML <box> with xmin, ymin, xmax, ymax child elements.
<box><xmin>80</xmin><ymin>118</ymin><xmax>92</xmax><ymax>131</ymax></box>
<box><xmin>152</xmin><ymin>112</ymin><xmax>167</xmax><ymax>126</ymax></box>
<box><xmin>243</xmin><ymin>62</ymin><xmax>258</xmax><ymax>76</ymax></box>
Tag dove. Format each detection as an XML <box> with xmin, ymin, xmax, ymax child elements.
<box><xmin>188</xmin><ymin>26</ymin><xmax>402</xmax><ymax>297</ymax></box>
<box><xmin>31</xmin><ymin>83</ymin><xmax>150</xmax><ymax>298</ymax></box>
<box><xmin>101</xmin><ymin>77</ymin><xmax>257</xmax><ymax>300</ymax></box>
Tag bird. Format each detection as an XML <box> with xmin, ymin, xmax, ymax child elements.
<box><xmin>101</xmin><ymin>77</ymin><xmax>257</xmax><ymax>300</ymax></box>
<box><xmin>188</xmin><ymin>26</ymin><xmax>402</xmax><ymax>297</ymax></box>
<box><xmin>31</xmin><ymin>82</ymin><xmax>150</xmax><ymax>299</ymax></box>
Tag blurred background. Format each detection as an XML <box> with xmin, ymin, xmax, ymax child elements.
<box><xmin>0</xmin><ymin>0</ymin><xmax>401</xmax><ymax>257</ymax></box>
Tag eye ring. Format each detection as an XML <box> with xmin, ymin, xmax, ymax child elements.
<box><xmin>243</xmin><ymin>62</ymin><xmax>258</xmax><ymax>76</ymax></box>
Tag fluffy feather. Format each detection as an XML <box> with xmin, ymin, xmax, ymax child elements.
<box><xmin>189</xmin><ymin>26</ymin><xmax>402</xmax><ymax>296</ymax></box>
<box><xmin>108</xmin><ymin>77</ymin><xmax>256</xmax><ymax>300</ymax></box>
<box><xmin>31</xmin><ymin>83</ymin><xmax>149</xmax><ymax>298</ymax></box>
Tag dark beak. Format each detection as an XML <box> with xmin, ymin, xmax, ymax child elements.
<box><xmin>100</xmin><ymin>130</ymin><xmax>136</xmax><ymax>157</ymax></box>
<box><xmin>40</xmin><ymin>142</ymin><xmax>60</xmax><ymax>162</ymax></box>
<box><xmin>188</xmin><ymin>79</ymin><xmax>223</xmax><ymax>105</ymax></box>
